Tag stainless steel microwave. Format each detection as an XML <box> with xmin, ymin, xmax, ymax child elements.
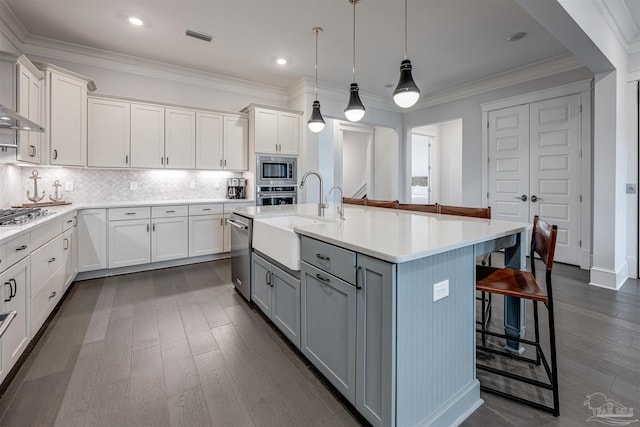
<box><xmin>256</xmin><ymin>155</ymin><xmax>297</xmax><ymax>186</ymax></box>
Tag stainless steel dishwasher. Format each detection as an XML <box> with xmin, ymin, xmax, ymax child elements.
<box><xmin>229</xmin><ymin>213</ymin><xmax>252</xmax><ymax>301</ymax></box>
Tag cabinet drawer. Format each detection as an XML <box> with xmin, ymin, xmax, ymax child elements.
<box><xmin>61</xmin><ymin>211</ymin><xmax>77</xmax><ymax>231</ymax></box>
<box><xmin>189</xmin><ymin>204</ymin><xmax>223</xmax><ymax>216</ymax></box>
<box><xmin>301</xmin><ymin>236</ymin><xmax>356</xmax><ymax>285</ymax></box>
<box><xmin>223</xmin><ymin>202</ymin><xmax>252</xmax><ymax>213</ymax></box>
<box><xmin>108</xmin><ymin>207</ymin><xmax>150</xmax><ymax>221</ymax></box>
<box><xmin>31</xmin><ymin>234</ymin><xmax>64</xmax><ymax>295</ymax></box>
<box><xmin>0</xmin><ymin>243</ymin><xmax>6</xmax><ymax>273</ymax></box>
<box><xmin>5</xmin><ymin>233</ymin><xmax>31</xmax><ymax>267</ymax></box>
<box><xmin>31</xmin><ymin>265</ymin><xmax>64</xmax><ymax>337</ymax></box>
<box><xmin>152</xmin><ymin>205</ymin><xmax>188</xmax><ymax>218</ymax></box>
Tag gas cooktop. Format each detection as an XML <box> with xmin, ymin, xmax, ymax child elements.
<box><xmin>0</xmin><ymin>208</ymin><xmax>50</xmax><ymax>226</ymax></box>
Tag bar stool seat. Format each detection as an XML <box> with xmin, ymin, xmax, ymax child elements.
<box><xmin>476</xmin><ymin>266</ymin><xmax>547</xmax><ymax>302</ymax></box>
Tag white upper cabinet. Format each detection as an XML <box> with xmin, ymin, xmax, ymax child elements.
<box><xmin>40</xmin><ymin>64</ymin><xmax>95</xmax><ymax>167</ymax></box>
<box><xmin>223</xmin><ymin>115</ymin><xmax>248</xmax><ymax>170</ymax></box>
<box><xmin>16</xmin><ymin>57</ymin><xmax>44</xmax><ymax>164</ymax></box>
<box><xmin>248</xmin><ymin>105</ymin><xmax>301</xmax><ymax>155</ymax></box>
<box><xmin>88</xmin><ymin>97</ymin><xmax>131</xmax><ymax>168</ymax></box>
<box><xmin>165</xmin><ymin>107</ymin><xmax>195</xmax><ymax>169</ymax></box>
<box><xmin>196</xmin><ymin>112</ymin><xmax>223</xmax><ymax>169</ymax></box>
<box><xmin>130</xmin><ymin>103</ymin><xmax>165</xmax><ymax>169</ymax></box>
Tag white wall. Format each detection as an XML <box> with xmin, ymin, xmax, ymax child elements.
<box><xmin>439</xmin><ymin>119</ymin><xmax>463</xmax><ymax>205</ymax></box>
<box><xmin>373</xmin><ymin>126</ymin><xmax>399</xmax><ymax>201</ymax></box>
<box><xmin>342</xmin><ymin>131</ymin><xmax>369</xmax><ymax>198</ymax></box>
<box><xmin>626</xmin><ymin>81</ymin><xmax>638</xmax><ymax>278</ymax></box>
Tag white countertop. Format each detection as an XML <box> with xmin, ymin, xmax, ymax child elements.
<box><xmin>0</xmin><ymin>199</ymin><xmax>254</xmax><ymax>245</ymax></box>
<box><xmin>234</xmin><ymin>203</ymin><xmax>529</xmax><ymax>263</ymax></box>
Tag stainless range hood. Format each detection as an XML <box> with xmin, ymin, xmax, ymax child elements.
<box><xmin>0</xmin><ymin>104</ymin><xmax>44</xmax><ymax>132</ymax></box>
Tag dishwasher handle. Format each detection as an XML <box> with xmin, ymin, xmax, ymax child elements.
<box><xmin>227</xmin><ymin>218</ymin><xmax>248</xmax><ymax>230</ymax></box>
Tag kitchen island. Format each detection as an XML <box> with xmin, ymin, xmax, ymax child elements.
<box><xmin>233</xmin><ymin>203</ymin><xmax>529</xmax><ymax>427</ymax></box>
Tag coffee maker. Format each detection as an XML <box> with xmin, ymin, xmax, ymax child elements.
<box><xmin>227</xmin><ymin>178</ymin><xmax>247</xmax><ymax>199</ymax></box>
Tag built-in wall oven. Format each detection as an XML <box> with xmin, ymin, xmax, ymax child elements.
<box><xmin>256</xmin><ymin>155</ymin><xmax>297</xmax><ymax>206</ymax></box>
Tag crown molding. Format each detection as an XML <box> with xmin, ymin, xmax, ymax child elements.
<box><xmin>19</xmin><ymin>34</ymin><xmax>288</xmax><ymax>103</ymax></box>
<box><xmin>413</xmin><ymin>53</ymin><xmax>585</xmax><ymax>110</ymax></box>
<box><xmin>592</xmin><ymin>0</ymin><xmax>639</xmax><ymax>52</ymax></box>
<box><xmin>0</xmin><ymin>1</ymin><xmax>27</xmax><ymax>51</ymax></box>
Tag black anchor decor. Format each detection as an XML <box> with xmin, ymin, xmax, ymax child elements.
<box><xmin>27</xmin><ymin>170</ymin><xmax>45</xmax><ymax>202</ymax></box>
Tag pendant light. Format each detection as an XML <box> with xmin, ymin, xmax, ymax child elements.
<box><xmin>393</xmin><ymin>0</ymin><xmax>420</xmax><ymax>108</ymax></box>
<box><xmin>308</xmin><ymin>27</ymin><xmax>325</xmax><ymax>133</ymax></box>
<box><xmin>344</xmin><ymin>0</ymin><xmax>365</xmax><ymax>122</ymax></box>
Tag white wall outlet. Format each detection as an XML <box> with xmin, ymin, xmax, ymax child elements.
<box><xmin>130</xmin><ymin>181</ymin><xmax>138</xmax><ymax>191</ymax></box>
<box><xmin>433</xmin><ymin>280</ymin><xmax>449</xmax><ymax>302</ymax></box>
<box><xmin>189</xmin><ymin>180</ymin><xmax>196</xmax><ymax>189</ymax></box>
<box><xmin>64</xmin><ymin>181</ymin><xmax>74</xmax><ymax>192</ymax></box>
<box><xmin>626</xmin><ymin>183</ymin><xmax>637</xmax><ymax>194</ymax></box>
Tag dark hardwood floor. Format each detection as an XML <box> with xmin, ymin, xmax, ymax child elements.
<box><xmin>0</xmin><ymin>258</ymin><xmax>637</xmax><ymax>426</ymax></box>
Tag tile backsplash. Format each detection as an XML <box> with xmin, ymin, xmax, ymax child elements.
<box><xmin>3</xmin><ymin>166</ymin><xmax>249</xmax><ymax>205</ymax></box>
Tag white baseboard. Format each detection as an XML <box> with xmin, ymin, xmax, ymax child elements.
<box><xmin>626</xmin><ymin>256</ymin><xmax>638</xmax><ymax>279</ymax></box>
<box><xmin>589</xmin><ymin>263</ymin><xmax>629</xmax><ymax>290</ymax></box>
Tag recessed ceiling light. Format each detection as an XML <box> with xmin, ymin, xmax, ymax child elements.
<box><xmin>507</xmin><ymin>32</ymin><xmax>527</xmax><ymax>42</ymax></box>
<box><xmin>128</xmin><ymin>16</ymin><xmax>145</xmax><ymax>26</ymax></box>
<box><xmin>275</xmin><ymin>57</ymin><xmax>289</xmax><ymax>65</ymax></box>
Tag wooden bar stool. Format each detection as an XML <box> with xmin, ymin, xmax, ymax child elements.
<box><xmin>396</xmin><ymin>203</ymin><xmax>438</xmax><ymax>213</ymax></box>
<box><xmin>342</xmin><ymin>197</ymin><xmax>366</xmax><ymax>206</ymax></box>
<box><xmin>475</xmin><ymin>215</ymin><xmax>559</xmax><ymax>416</ymax></box>
<box><xmin>365</xmin><ymin>199</ymin><xmax>399</xmax><ymax>208</ymax></box>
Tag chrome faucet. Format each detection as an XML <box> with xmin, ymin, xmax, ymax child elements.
<box><xmin>300</xmin><ymin>171</ymin><xmax>326</xmax><ymax>217</ymax></box>
<box><xmin>328</xmin><ymin>186</ymin><xmax>345</xmax><ymax>220</ymax></box>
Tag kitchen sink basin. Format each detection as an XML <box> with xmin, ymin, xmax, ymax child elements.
<box><xmin>253</xmin><ymin>215</ymin><xmax>334</xmax><ymax>271</ymax></box>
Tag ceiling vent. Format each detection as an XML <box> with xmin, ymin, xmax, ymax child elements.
<box><xmin>185</xmin><ymin>29</ymin><xmax>214</xmax><ymax>43</ymax></box>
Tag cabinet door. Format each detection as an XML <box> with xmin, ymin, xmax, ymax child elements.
<box><xmin>50</xmin><ymin>72</ymin><xmax>87</xmax><ymax>166</ymax></box>
<box><xmin>151</xmin><ymin>217</ymin><xmax>188</xmax><ymax>262</ymax></box>
<box><xmin>78</xmin><ymin>209</ymin><xmax>107</xmax><ymax>272</ymax></box>
<box><xmin>271</xmin><ymin>264</ymin><xmax>301</xmax><ymax>349</ymax></box>
<box><xmin>356</xmin><ymin>255</ymin><xmax>395</xmax><ymax>427</ymax></box>
<box><xmin>188</xmin><ymin>215</ymin><xmax>224</xmax><ymax>257</ymax></box>
<box><xmin>62</xmin><ymin>227</ymin><xmax>75</xmax><ymax>290</ymax></box>
<box><xmin>88</xmin><ymin>98</ymin><xmax>131</xmax><ymax>168</ymax></box>
<box><xmin>223</xmin><ymin>213</ymin><xmax>231</xmax><ymax>253</ymax></box>
<box><xmin>251</xmin><ymin>254</ymin><xmax>272</xmax><ymax>316</ymax></box>
<box><xmin>254</xmin><ymin>108</ymin><xmax>278</xmax><ymax>153</ymax></box>
<box><xmin>277</xmin><ymin>112</ymin><xmax>299</xmax><ymax>155</ymax></box>
<box><xmin>130</xmin><ymin>103</ymin><xmax>164</xmax><ymax>168</ymax></box>
<box><xmin>108</xmin><ymin>219</ymin><xmax>151</xmax><ymax>268</ymax></box>
<box><xmin>223</xmin><ymin>115</ymin><xmax>248</xmax><ymax>170</ymax></box>
<box><xmin>165</xmin><ymin>108</ymin><xmax>195</xmax><ymax>169</ymax></box>
<box><xmin>195</xmin><ymin>112</ymin><xmax>223</xmax><ymax>170</ymax></box>
<box><xmin>17</xmin><ymin>65</ymin><xmax>42</xmax><ymax>164</ymax></box>
<box><xmin>0</xmin><ymin>257</ymin><xmax>30</xmax><ymax>382</ymax></box>
<box><xmin>301</xmin><ymin>262</ymin><xmax>356</xmax><ymax>403</ymax></box>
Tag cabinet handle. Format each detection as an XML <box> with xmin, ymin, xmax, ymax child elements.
<box><xmin>53</xmin><ymin>149</ymin><xmax>58</xmax><ymax>159</ymax></box>
<box><xmin>29</xmin><ymin>145</ymin><xmax>36</xmax><ymax>157</ymax></box>
<box><xmin>9</xmin><ymin>279</ymin><xmax>16</xmax><ymax>298</ymax></box>
<box><xmin>153</xmin><ymin>223</ymin><xmax>156</xmax><ymax>232</ymax></box>
<box><xmin>266</xmin><ymin>271</ymin><xmax>271</xmax><ymax>286</ymax></box>
<box><xmin>63</xmin><ymin>238</ymin><xmax>69</xmax><ymax>250</ymax></box>
<box><xmin>316</xmin><ymin>254</ymin><xmax>330</xmax><ymax>261</ymax></box>
<box><xmin>224</xmin><ymin>159</ymin><xmax>227</xmax><ymax>167</ymax></box>
<box><xmin>147</xmin><ymin>224</ymin><xmax>150</xmax><ymax>232</ymax></box>
<box><xmin>220</xmin><ymin>217</ymin><xmax>223</xmax><ymax>226</ymax></box>
<box><xmin>161</xmin><ymin>157</ymin><xmax>164</xmax><ymax>165</ymax></box>
<box><xmin>49</xmin><ymin>291</ymin><xmax>57</xmax><ymax>299</ymax></box>
<box><xmin>48</xmin><ymin>257</ymin><xmax>56</xmax><ymax>263</ymax></box>
<box><xmin>16</xmin><ymin>245</ymin><xmax>27</xmax><ymax>251</ymax></box>
<box><xmin>355</xmin><ymin>266</ymin><xmax>363</xmax><ymax>290</ymax></box>
<box><xmin>315</xmin><ymin>273</ymin><xmax>330</xmax><ymax>283</ymax></box>
<box><xmin>165</xmin><ymin>210</ymin><xmax>176</xmax><ymax>213</ymax></box>
<box><xmin>219</xmin><ymin>159</ymin><xmax>223</xmax><ymax>167</ymax></box>
<box><xmin>66</xmin><ymin>219</ymin><xmax>74</xmax><ymax>224</ymax></box>
<box><xmin>125</xmin><ymin>154</ymin><xmax>129</xmax><ymax>164</ymax></box>
<box><xmin>166</xmin><ymin>157</ymin><xmax>169</xmax><ymax>165</ymax></box>
<box><xmin>125</xmin><ymin>212</ymin><xmax>137</xmax><ymax>216</ymax></box>
<box><xmin>3</xmin><ymin>282</ymin><xmax>11</xmax><ymax>302</ymax></box>
<box><xmin>202</xmin><ymin>208</ymin><xmax>211</xmax><ymax>211</ymax></box>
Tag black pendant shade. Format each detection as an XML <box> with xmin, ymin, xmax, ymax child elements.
<box><xmin>308</xmin><ymin>100</ymin><xmax>325</xmax><ymax>133</ymax></box>
<box><xmin>393</xmin><ymin>59</ymin><xmax>420</xmax><ymax>108</ymax></box>
<box><xmin>344</xmin><ymin>83</ymin><xmax>365</xmax><ymax>122</ymax></box>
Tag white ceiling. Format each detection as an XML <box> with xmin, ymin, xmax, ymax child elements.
<box><xmin>1</xmin><ymin>0</ymin><xmax>628</xmax><ymax>99</ymax></box>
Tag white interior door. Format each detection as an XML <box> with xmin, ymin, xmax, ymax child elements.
<box><xmin>529</xmin><ymin>94</ymin><xmax>582</xmax><ymax>265</ymax></box>
<box><xmin>488</xmin><ymin>105</ymin><xmax>530</xmax><ymax>224</ymax></box>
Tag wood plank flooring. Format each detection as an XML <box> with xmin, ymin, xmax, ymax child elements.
<box><xmin>0</xmin><ymin>258</ymin><xmax>637</xmax><ymax>426</ymax></box>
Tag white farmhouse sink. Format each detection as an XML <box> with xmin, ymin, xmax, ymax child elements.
<box><xmin>253</xmin><ymin>215</ymin><xmax>332</xmax><ymax>271</ymax></box>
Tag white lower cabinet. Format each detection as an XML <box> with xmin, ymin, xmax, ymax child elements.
<box><xmin>188</xmin><ymin>214</ymin><xmax>224</xmax><ymax>257</ymax></box>
<box><xmin>252</xmin><ymin>253</ymin><xmax>301</xmax><ymax>348</ymax></box>
<box><xmin>78</xmin><ymin>209</ymin><xmax>107</xmax><ymax>272</ymax></box>
<box><xmin>30</xmin><ymin>234</ymin><xmax>64</xmax><ymax>337</ymax></box>
<box><xmin>223</xmin><ymin>213</ymin><xmax>231</xmax><ymax>253</ymax></box>
<box><xmin>62</xmin><ymin>226</ymin><xmax>77</xmax><ymax>291</ymax></box>
<box><xmin>152</xmin><ymin>217</ymin><xmax>188</xmax><ymax>262</ymax></box>
<box><xmin>109</xmin><ymin>219</ymin><xmax>151</xmax><ymax>268</ymax></box>
<box><xmin>0</xmin><ymin>257</ymin><xmax>30</xmax><ymax>384</ymax></box>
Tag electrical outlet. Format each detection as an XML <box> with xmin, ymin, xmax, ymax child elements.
<box><xmin>130</xmin><ymin>181</ymin><xmax>138</xmax><ymax>191</ymax></box>
<box><xmin>64</xmin><ymin>181</ymin><xmax>74</xmax><ymax>192</ymax></box>
<box><xmin>433</xmin><ymin>280</ymin><xmax>449</xmax><ymax>302</ymax></box>
<box><xmin>189</xmin><ymin>180</ymin><xmax>196</xmax><ymax>189</ymax></box>
<box><xmin>626</xmin><ymin>183</ymin><xmax>637</xmax><ymax>194</ymax></box>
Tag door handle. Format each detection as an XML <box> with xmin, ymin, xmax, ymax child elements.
<box><xmin>53</xmin><ymin>149</ymin><xmax>58</xmax><ymax>159</ymax></box>
<box><xmin>64</xmin><ymin>238</ymin><xmax>69</xmax><ymax>250</ymax></box>
<box><xmin>531</xmin><ymin>195</ymin><xmax>542</xmax><ymax>203</ymax></box>
<box><xmin>515</xmin><ymin>194</ymin><xmax>527</xmax><ymax>202</ymax></box>
<box><xmin>9</xmin><ymin>279</ymin><xmax>16</xmax><ymax>299</ymax></box>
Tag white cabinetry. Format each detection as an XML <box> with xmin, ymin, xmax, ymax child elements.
<box><xmin>16</xmin><ymin>56</ymin><xmax>44</xmax><ymax>164</ymax></box>
<box><xmin>108</xmin><ymin>207</ymin><xmax>151</xmax><ymax>268</ymax></box>
<box><xmin>195</xmin><ymin>113</ymin><xmax>248</xmax><ymax>170</ymax></box>
<box><xmin>88</xmin><ymin>97</ymin><xmax>130</xmax><ymax>168</ymax></box>
<box><xmin>77</xmin><ymin>209</ymin><xmax>107</xmax><ymax>272</ymax></box>
<box><xmin>246</xmin><ymin>105</ymin><xmax>301</xmax><ymax>155</ymax></box>
<box><xmin>0</xmin><ymin>257</ymin><xmax>30</xmax><ymax>384</ymax></box>
<box><xmin>38</xmin><ymin>64</ymin><xmax>95</xmax><ymax>166</ymax></box>
<box><xmin>165</xmin><ymin>108</ymin><xmax>195</xmax><ymax>169</ymax></box>
<box><xmin>151</xmin><ymin>206</ymin><xmax>189</xmax><ymax>262</ymax></box>
<box><xmin>188</xmin><ymin>204</ymin><xmax>224</xmax><ymax>257</ymax></box>
<box><xmin>30</xmin><ymin>234</ymin><xmax>64</xmax><ymax>337</ymax></box>
<box><xmin>131</xmin><ymin>103</ymin><xmax>165</xmax><ymax>169</ymax></box>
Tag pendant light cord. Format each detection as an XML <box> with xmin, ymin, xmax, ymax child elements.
<box><xmin>314</xmin><ymin>28</ymin><xmax>319</xmax><ymax>101</ymax></box>
<box><xmin>404</xmin><ymin>0</ymin><xmax>408</xmax><ymax>60</ymax></box>
<box><xmin>352</xmin><ymin>0</ymin><xmax>356</xmax><ymax>83</ymax></box>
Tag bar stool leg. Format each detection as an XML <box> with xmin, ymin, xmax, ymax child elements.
<box><xmin>533</xmin><ymin>301</ymin><xmax>541</xmax><ymax>366</ymax></box>
<box><xmin>547</xmin><ymin>296</ymin><xmax>560</xmax><ymax>416</ymax></box>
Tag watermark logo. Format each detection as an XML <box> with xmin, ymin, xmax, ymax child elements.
<box><xmin>584</xmin><ymin>392</ymin><xmax>638</xmax><ymax>426</ymax></box>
